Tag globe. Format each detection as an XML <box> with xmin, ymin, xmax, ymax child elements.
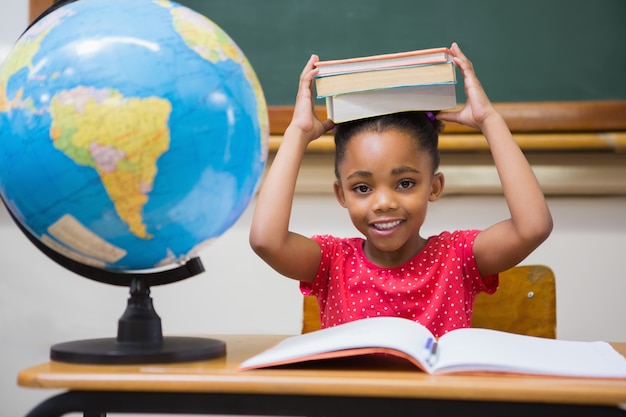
<box><xmin>0</xmin><ymin>0</ymin><xmax>269</xmax><ymax>273</ymax></box>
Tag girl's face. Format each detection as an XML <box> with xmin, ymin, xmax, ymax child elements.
<box><xmin>333</xmin><ymin>129</ymin><xmax>443</xmax><ymax>267</ymax></box>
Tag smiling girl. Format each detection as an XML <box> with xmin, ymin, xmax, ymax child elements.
<box><xmin>249</xmin><ymin>43</ymin><xmax>552</xmax><ymax>337</ymax></box>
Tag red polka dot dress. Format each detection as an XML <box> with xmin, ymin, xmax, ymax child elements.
<box><xmin>300</xmin><ymin>230</ymin><xmax>498</xmax><ymax>338</ymax></box>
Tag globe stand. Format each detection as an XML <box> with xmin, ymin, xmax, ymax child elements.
<box><xmin>3</xmin><ymin>200</ymin><xmax>226</xmax><ymax>364</ymax></box>
<box><xmin>50</xmin><ymin>269</ymin><xmax>226</xmax><ymax>364</ymax></box>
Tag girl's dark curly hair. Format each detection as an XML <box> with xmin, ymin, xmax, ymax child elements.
<box><xmin>333</xmin><ymin>111</ymin><xmax>443</xmax><ymax>179</ymax></box>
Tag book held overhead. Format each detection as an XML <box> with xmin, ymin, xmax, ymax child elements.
<box><xmin>314</xmin><ymin>47</ymin><xmax>458</xmax><ymax>123</ymax></box>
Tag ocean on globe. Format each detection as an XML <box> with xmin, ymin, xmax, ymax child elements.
<box><xmin>0</xmin><ymin>0</ymin><xmax>269</xmax><ymax>272</ymax></box>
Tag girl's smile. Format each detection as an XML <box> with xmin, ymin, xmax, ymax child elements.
<box><xmin>370</xmin><ymin>219</ymin><xmax>404</xmax><ymax>231</ymax></box>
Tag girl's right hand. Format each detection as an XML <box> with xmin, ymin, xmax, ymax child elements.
<box><xmin>288</xmin><ymin>54</ymin><xmax>335</xmax><ymax>143</ymax></box>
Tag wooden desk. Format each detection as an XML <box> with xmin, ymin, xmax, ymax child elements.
<box><xmin>18</xmin><ymin>335</ymin><xmax>626</xmax><ymax>417</ymax></box>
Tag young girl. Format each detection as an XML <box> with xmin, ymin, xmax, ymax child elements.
<box><xmin>249</xmin><ymin>43</ymin><xmax>552</xmax><ymax>337</ymax></box>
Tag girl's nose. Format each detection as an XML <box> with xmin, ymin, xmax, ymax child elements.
<box><xmin>372</xmin><ymin>189</ymin><xmax>398</xmax><ymax>212</ymax></box>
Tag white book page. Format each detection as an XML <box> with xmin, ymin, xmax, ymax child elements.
<box><xmin>240</xmin><ymin>317</ymin><xmax>434</xmax><ymax>370</ymax></box>
<box><xmin>434</xmin><ymin>328</ymin><xmax>626</xmax><ymax>378</ymax></box>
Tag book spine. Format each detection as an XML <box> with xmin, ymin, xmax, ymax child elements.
<box><xmin>315</xmin><ymin>47</ymin><xmax>451</xmax><ymax>74</ymax></box>
<box><xmin>316</xmin><ymin>55</ymin><xmax>451</xmax><ymax>76</ymax></box>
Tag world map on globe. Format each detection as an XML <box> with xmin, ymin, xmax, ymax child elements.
<box><xmin>0</xmin><ymin>0</ymin><xmax>269</xmax><ymax>272</ymax></box>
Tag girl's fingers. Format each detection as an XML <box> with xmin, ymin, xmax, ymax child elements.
<box><xmin>450</xmin><ymin>42</ymin><xmax>466</xmax><ymax>59</ymax></box>
<box><xmin>297</xmin><ymin>57</ymin><xmax>320</xmax><ymax>104</ymax></box>
<box><xmin>450</xmin><ymin>43</ymin><xmax>476</xmax><ymax>78</ymax></box>
<box><xmin>299</xmin><ymin>55</ymin><xmax>318</xmax><ymax>86</ymax></box>
<box><xmin>301</xmin><ymin>54</ymin><xmax>317</xmax><ymax>74</ymax></box>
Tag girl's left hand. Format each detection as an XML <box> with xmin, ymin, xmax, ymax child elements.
<box><xmin>437</xmin><ymin>43</ymin><xmax>497</xmax><ymax>131</ymax></box>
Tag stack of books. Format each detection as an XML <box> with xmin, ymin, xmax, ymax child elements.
<box><xmin>314</xmin><ymin>47</ymin><xmax>457</xmax><ymax>123</ymax></box>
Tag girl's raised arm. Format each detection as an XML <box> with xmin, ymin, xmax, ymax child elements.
<box><xmin>438</xmin><ymin>43</ymin><xmax>552</xmax><ymax>276</ymax></box>
<box><xmin>249</xmin><ymin>55</ymin><xmax>335</xmax><ymax>282</ymax></box>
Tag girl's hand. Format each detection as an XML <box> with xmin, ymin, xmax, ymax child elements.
<box><xmin>437</xmin><ymin>43</ymin><xmax>497</xmax><ymax>131</ymax></box>
<box><xmin>288</xmin><ymin>54</ymin><xmax>335</xmax><ymax>143</ymax></box>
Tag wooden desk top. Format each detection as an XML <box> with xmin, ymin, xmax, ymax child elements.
<box><xmin>18</xmin><ymin>335</ymin><xmax>626</xmax><ymax>407</ymax></box>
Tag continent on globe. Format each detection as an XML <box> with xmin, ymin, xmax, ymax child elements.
<box><xmin>0</xmin><ymin>7</ymin><xmax>74</xmax><ymax>112</ymax></box>
<box><xmin>1</xmin><ymin>0</ymin><xmax>269</xmax><ymax>155</ymax></box>
<box><xmin>50</xmin><ymin>86</ymin><xmax>171</xmax><ymax>239</ymax></box>
<box><xmin>44</xmin><ymin>214</ymin><xmax>127</xmax><ymax>268</ymax></box>
<box><xmin>166</xmin><ymin>2</ymin><xmax>268</xmax><ymax>158</ymax></box>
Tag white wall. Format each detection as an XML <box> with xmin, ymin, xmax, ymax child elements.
<box><xmin>0</xmin><ymin>0</ymin><xmax>26</xmax><ymax>58</ymax></box>
<box><xmin>2</xmin><ymin>3</ymin><xmax>626</xmax><ymax>416</ymax></box>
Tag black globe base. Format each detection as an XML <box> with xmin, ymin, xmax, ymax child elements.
<box><xmin>45</xmin><ymin>260</ymin><xmax>227</xmax><ymax>365</ymax></box>
<box><xmin>50</xmin><ymin>336</ymin><xmax>226</xmax><ymax>365</ymax></box>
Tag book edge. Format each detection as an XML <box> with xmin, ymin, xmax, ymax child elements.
<box><xmin>315</xmin><ymin>61</ymin><xmax>454</xmax><ymax>78</ymax></box>
<box><xmin>316</xmin><ymin>56</ymin><xmax>452</xmax><ymax>75</ymax></box>
<box><xmin>316</xmin><ymin>81</ymin><xmax>457</xmax><ymax>99</ymax></box>
<box><xmin>315</xmin><ymin>47</ymin><xmax>451</xmax><ymax>67</ymax></box>
<box><xmin>238</xmin><ymin>346</ymin><xmax>429</xmax><ymax>372</ymax></box>
<box><xmin>315</xmin><ymin>63</ymin><xmax>456</xmax><ymax>97</ymax></box>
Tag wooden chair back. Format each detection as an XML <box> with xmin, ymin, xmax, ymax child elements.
<box><xmin>302</xmin><ymin>264</ymin><xmax>556</xmax><ymax>338</ymax></box>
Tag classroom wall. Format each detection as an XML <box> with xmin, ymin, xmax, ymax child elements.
<box><xmin>2</xmin><ymin>3</ymin><xmax>626</xmax><ymax>417</ymax></box>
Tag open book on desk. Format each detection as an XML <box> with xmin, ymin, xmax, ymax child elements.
<box><xmin>239</xmin><ymin>316</ymin><xmax>626</xmax><ymax>379</ymax></box>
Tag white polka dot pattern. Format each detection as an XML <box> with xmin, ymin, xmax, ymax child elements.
<box><xmin>300</xmin><ymin>230</ymin><xmax>498</xmax><ymax>338</ymax></box>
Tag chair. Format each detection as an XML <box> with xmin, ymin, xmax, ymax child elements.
<box><xmin>302</xmin><ymin>264</ymin><xmax>556</xmax><ymax>338</ymax></box>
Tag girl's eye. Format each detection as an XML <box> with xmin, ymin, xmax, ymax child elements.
<box><xmin>353</xmin><ymin>184</ymin><xmax>370</xmax><ymax>194</ymax></box>
<box><xmin>398</xmin><ymin>179</ymin><xmax>415</xmax><ymax>190</ymax></box>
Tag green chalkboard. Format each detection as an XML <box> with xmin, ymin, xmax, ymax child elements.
<box><xmin>179</xmin><ymin>0</ymin><xmax>626</xmax><ymax>105</ymax></box>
